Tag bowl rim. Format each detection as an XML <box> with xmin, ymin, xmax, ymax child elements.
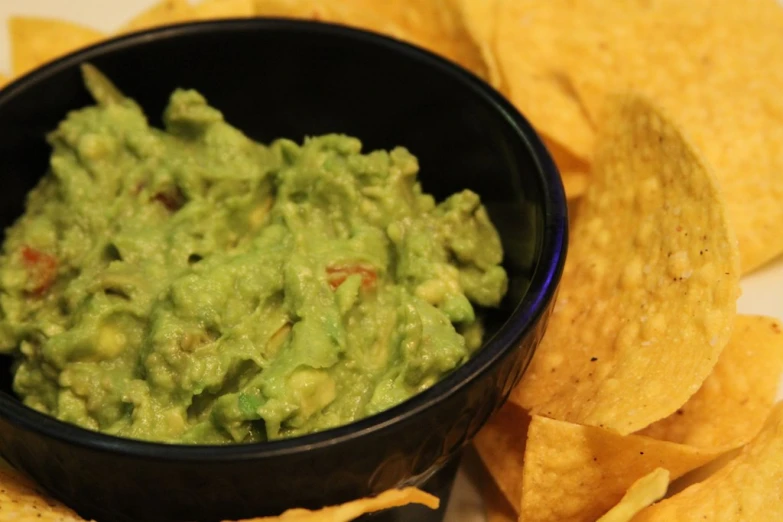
<box><xmin>0</xmin><ymin>18</ymin><xmax>568</xmax><ymax>462</ymax></box>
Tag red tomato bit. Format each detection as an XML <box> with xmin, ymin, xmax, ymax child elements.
<box><xmin>326</xmin><ymin>265</ymin><xmax>377</xmax><ymax>291</ymax></box>
<box><xmin>21</xmin><ymin>246</ymin><xmax>58</xmax><ymax>296</ymax></box>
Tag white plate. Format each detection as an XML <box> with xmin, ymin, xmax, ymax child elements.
<box><xmin>1</xmin><ymin>2</ymin><xmax>781</xmax><ymax>521</ymax></box>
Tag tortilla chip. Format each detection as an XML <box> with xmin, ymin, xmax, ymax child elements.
<box><xmin>482</xmin><ymin>476</ymin><xmax>517</xmax><ymax>522</ymax></box>
<box><xmin>490</xmin><ymin>0</ymin><xmax>595</xmax><ymax>160</ymax></box>
<box><xmin>0</xmin><ymin>460</ymin><xmax>89</xmax><ymax>521</ymax></box>
<box><xmin>253</xmin><ymin>0</ymin><xmax>487</xmax><ymax>78</ymax></box>
<box><xmin>119</xmin><ymin>0</ymin><xmax>197</xmax><ymax>33</ymax></box>
<box><xmin>560</xmin><ymin>171</ymin><xmax>589</xmax><ymax>201</ymax></box>
<box><xmin>542</xmin><ymin>136</ymin><xmax>591</xmax><ymax>201</ymax></box>
<box><xmin>0</xmin><ymin>73</ymin><xmax>9</xmax><ymax>88</ymax></box>
<box><xmin>512</xmin><ymin>94</ymin><xmax>740</xmax><ymax>434</ymax></box>
<box><xmin>547</xmin><ymin>2</ymin><xmax>783</xmax><ymax>272</ymax></box>
<box><xmin>639</xmin><ymin>315</ymin><xmax>783</xmax><ymax>451</ymax></box>
<box><xmin>227</xmin><ymin>488</ymin><xmax>439</xmax><ymax>521</ymax></box>
<box><xmin>633</xmin><ymin>402</ymin><xmax>783</xmax><ymax>521</ymax></box>
<box><xmin>453</xmin><ymin>0</ymin><xmax>503</xmax><ymax>89</ymax></box>
<box><xmin>8</xmin><ymin>17</ymin><xmax>105</xmax><ymax>77</ymax></box>
<box><xmin>195</xmin><ymin>0</ymin><xmax>256</xmax><ymax>18</ymax></box>
<box><xmin>520</xmin><ymin>416</ymin><xmax>718</xmax><ymax>522</ymax></box>
<box><xmin>473</xmin><ymin>401</ymin><xmax>530</xmax><ymax>512</ymax></box>
<box><xmin>596</xmin><ymin>468</ymin><xmax>669</xmax><ymax>522</ymax></box>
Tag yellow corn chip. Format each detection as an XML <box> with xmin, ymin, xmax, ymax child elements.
<box><xmin>227</xmin><ymin>488</ymin><xmax>439</xmax><ymax>521</ymax></box>
<box><xmin>491</xmin><ymin>0</ymin><xmax>595</xmax><ymax>160</ymax></box>
<box><xmin>9</xmin><ymin>17</ymin><xmax>105</xmax><ymax>77</ymax></box>
<box><xmin>453</xmin><ymin>0</ymin><xmax>503</xmax><ymax>89</ymax></box>
<box><xmin>519</xmin><ymin>416</ymin><xmax>718</xmax><ymax>522</ymax></box>
<box><xmin>0</xmin><ymin>460</ymin><xmax>90</xmax><ymax>521</ymax></box>
<box><xmin>195</xmin><ymin>0</ymin><xmax>256</xmax><ymax>18</ymax></box>
<box><xmin>542</xmin><ymin>136</ymin><xmax>591</xmax><ymax>201</ymax></box>
<box><xmin>482</xmin><ymin>476</ymin><xmax>517</xmax><ymax>522</ymax></box>
<box><xmin>639</xmin><ymin>315</ymin><xmax>783</xmax><ymax>451</ymax></box>
<box><xmin>511</xmin><ymin>94</ymin><xmax>740</xmax><ymax>434</ymax></box>
<box><xmin>596</xmin><ymin>468</ymin><xmax>669</xmax><ymax>522</ymax></box>
<box><xmin>473</xmin><ymin>401</ymin><xmax>530</xmax><ymax>512</ymax></box>
<box><xmin>119</xmin><ymin>0</ymin><xmax>198</xmax><ymax>33</ymax></box>
<box><xmin>542</xmin><ymin>135</ymin><xmax>590</xmax><ymax>174</ymax></box>
<box><xmin>253</xmin><ymin>0</ymin><xmax>327</xmax><ymax>18</ymax></box>
<box><xmin>549</xmin><ymin>3</ymin><xmax>783</xmax><ymax>272</ymax></box>
<box><xmin>0</xmin><ymin>73</ymin><xmax>9</xmax><ymax>88</ymax></box>
<box><xmin>253</xmin><ymin>0</ymin><xmax>486</xmax><ymax>77</ymax></box>
<box><xmin>633</xmin><ymin>402</ymin><xmax>783</xmax><ymax>521</ymax></box>
<box><xmin>560</xmin><ymin>170</ymin><xmax>589</xmax><ymax>201</ymax></box>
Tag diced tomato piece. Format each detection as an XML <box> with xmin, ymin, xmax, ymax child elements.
<box><xmin>326</xmin><ymin>265</ymin><xmax>377</xmax><ymax>291</ymax></box>
<box><xmin>21</xmin><ymin>246</ymin><xmax>57</xmax><ymax>296</ymax></box>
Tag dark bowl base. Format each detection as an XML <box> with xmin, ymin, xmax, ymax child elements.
<box><xmin>48</xmin><ymin>453</ymin><xmax>461</xmax><ymax>522</ymax></box>
<box><xmin>360</xmin><ymin>454</ymin><xmax>461</xmax><ymax>522</ymax></box>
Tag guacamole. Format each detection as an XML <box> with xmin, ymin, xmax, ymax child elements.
<box><xmin>0</xmin><ymin>67</ymin><xmax>508</xmax><ymax>444</ymax></box>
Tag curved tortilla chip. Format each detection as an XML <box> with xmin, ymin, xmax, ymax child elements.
<box><xmin>482</xmin><ymin>476</ymin><xmax>517</xmax><ymax>522</ymax></box>
<box><xmin>253</xmin><ymin>0</ymin><xmax>486</xmax><ymax>77</ymax></box>
<box><xmin>9</xmin><ymin>17</ymin><xmax>105</xmax><ymax>76</ymax></box>
<box><xmin>541</xmin><ymin>136</ymin><xmax>591</xmax><ymax>201</ymax></box>
<box><xmin>512</xmin><ymin>93</ymin><xmax>740</xmax><ymax>434</ymax></box>
<box><xmin>453</xmin><ymin>0</ymin><xmax>503</xmax><ymax>89</ymax></box>
<box><xmin>633</xmin><ymin>402</ymin><xmax>783</xmax><ymax>521</ymax></box>
<box><xmin>596</xmin><ymin>468</ymin><xmax>669</xmax><ymax>522</ymax></box>
<box><xmin>195</xmin><ymin>0</ymin><xmax>256</xmax><ymax>18</ymax></box>
<box><xmin>227</xmin><ymin>488</ymin><xmax>439</xmax><ymax>521</ymax></box>
<box><xmin>549</xmin><ymin>2</ymin><xmax>783</xmax><ymax>272</ymax></box>
<box><xmin>473</xmin><ymin>401</ymin><xmax>531</xmax><ymax>512</ymax></box>
<box><xmin>119</xmin><ymin>0</ymin><xmax>197</xmax><ymax>33</ymax></box>
<box><xmin>519</xmin><ymin>415</ymin><xmax>718</xmax><ymax>522</ymax></box>
<box><xmin>492</xmin><ymin>0</ymin><xmax>596</xmax><ymax>160</ymax></box>
<box><xmin>639</xmin><ymin>315</ymin><xmax>783</xmax><ymax>451</ymax></box>
<box><xmin>560</xmin><ymin>170</ymin><xmax>589</xmax><ymax>201</ymax></box>
<box><xmin>0</xmin><ymin>460</ymin><xmax>90</xmax><ymax>521</ymax></box>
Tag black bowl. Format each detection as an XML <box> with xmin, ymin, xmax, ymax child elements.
<box><xmin>0</xmin><ymin>19</ymin><xmax>567</xmax><ymax>522</ymax></box>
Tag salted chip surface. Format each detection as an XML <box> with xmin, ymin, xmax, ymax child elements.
<box><xmin>519</xmin><ymin>415</ymin><xmax>717</xmax><ymax>522</ymax></box>
<box><xmin>0</xmin><ymin>460</ymin><xmax>89</xmax><ymax>521</ymax></box>
<box><xmin>453</xmin><ymin>0</ymin><xmax>503</xmax><ymax>89</ymax></box>
<box><xmin>553</xmin><ymin>1</ymin><xmax>783</xmax><ymax>272</ymax></box>
<box><xmin>633</xmin><ymin>402</ymin><xmax>783</xmax><ymax>521</ymax></box>
<box><xmin>482</xmin><ymin>477</ymin><xmax>517</xmax><ymax>522</ymax></box>
<box><xmin>542</xmin><ymin>137</ymin><xmax>591</xmax><ymax>201</ymax></box>
<box><xmin>253</xmin><ymin>0</ymin><xmax>486</xmax><ymax>77</ymax></box>
<box><xmin>195</xmin><ymin>0</ymin><xmax>255</xmax><ymax>18</ymax></box>
<box><xmin>226</xmin><ymin>488</ymin><xmax>439</xmax><ymax>521</ymax></box>
<box><xmin>118</xmin><ymin>0</ymin><xmax>197</xmax><ymax>33</ymax></box>
<box><xmin>491</xmin><ymin>0</ymin><xmax>595</xmax><ymax>160</ymax></box>
<box><xmin>596</xmin><ymin>468</ymin><xmax>669</xmax><ymax>522</ymax></box>
<box><xmin>639</xmin><ymin>315</ymin><xmax>783</xmax><ymax>451</ymax></box>
<box><xmin>473</xmin><ymin>401</ymin><xmax>531</xmax><ymax>512</ymax></box>
<box><xmin>512</xmin><ymin>93</ymin><xmax>740</xmax><ymax>434</ymax></box>
<box><xmin>9</xmin><ymin>17</ymin><xmax>104</xmax><ymax>76</ymax></box>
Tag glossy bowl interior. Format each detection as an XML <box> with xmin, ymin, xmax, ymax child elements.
<box><xmin>0</xmin><ymin>20</ymin><xmax>567</xmax><ymax>522</ymax></box>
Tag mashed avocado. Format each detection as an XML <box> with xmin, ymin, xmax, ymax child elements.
<box><xmin>0</xmin><ymin>66</ymin><xmax>508</xmax><ymax>444</ymax></box>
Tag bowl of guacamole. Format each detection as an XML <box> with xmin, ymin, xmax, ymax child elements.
<box><xmin>0</xmin><ymin>20</ymin><xmax>567</xmax><ymax>522</ymax></box>
<box><xmin>1</xmin><ymin>64</ymin><xmax>509</xmax><ymax>445</ymax></box>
